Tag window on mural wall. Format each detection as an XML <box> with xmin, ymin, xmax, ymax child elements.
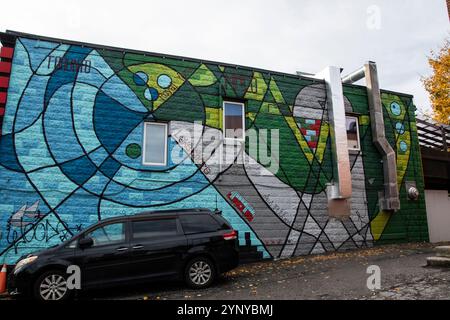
<box><xmin>223</xmin><ymin>101</ymin><xmax>245</xmax><ymax>141</ymax></box>
<box><xmin>346</xmin><ymin>116</ymin><xmax>361</xmax><ymax>151</ymax></box>
<box><xmin>143</xmin><ymin>122</ymin><xmax>168</xmax><ymax>166</ymax></box>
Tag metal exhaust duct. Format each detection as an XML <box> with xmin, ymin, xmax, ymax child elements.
<box><xmin>341</xmin><ymin>66</ymin><xmax>365</xmax><ymax>84</ymax></box>
<box><xmin>314</xmin><ymin>66</ymin><xmax>352</xmax><ymax>218</ymax></box>
<box><xmin>342</xmin><ymin>62</ymin><xmax>400</xmax><ymax>212</ymax></box>
<box><xmin>364</xmin><ymin>62</ymin><xmax>400</xmax><ymax>211</ymax></box>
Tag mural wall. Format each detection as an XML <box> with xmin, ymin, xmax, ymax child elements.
<box><xmin>0</xmin><ymin>36</ymin><xmax>428</xmax><ymax>264</ymax></box>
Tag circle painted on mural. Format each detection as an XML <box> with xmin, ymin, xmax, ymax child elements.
<box><xmin>399</xmin><ymin>141</ymin><xmax>408</xmax><ymax>153</ymax></box>
<box><xmin>126</xmin><ymin>144</ymin><xmax>142</xmax><ymax>159</ymax></box>
<box><xmin>390</xmin><ymin>102</ymin><xmax>402</xmax><ymax>116</ymax></box>
<box><xmin>395</xmin><ymin>122</ymin><xmax>405</xmax><ymax>135</ymax></box>
<box><xmin>157</xmin><ymin>74</ymin><xmax>172</xmax><ymax>89</ymax></box>
<box><xmin>144</xmin><ymin>88</ymin><xmax>159</xmax><ymax>101</ymax></box>
<box><xmin>133</xmin><ymin>72</ymin><xmax>148</xmax><ymax>86</ymax></box>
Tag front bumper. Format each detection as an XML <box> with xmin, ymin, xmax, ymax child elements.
<box><xmin>7</xmin><ymin>267</ymin><xmax>33</xmax><ymax>296</ymax></box>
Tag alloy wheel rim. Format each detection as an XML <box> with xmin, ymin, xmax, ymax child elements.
<box><xmin>40</xmin><ymin>274</ymin><xmax>68</xmax><ymax>300</ymax></box>
<box><xmin>189</xmin><ymin>261</ymin><xmax>212</xmax><ymax>285</ymax></box>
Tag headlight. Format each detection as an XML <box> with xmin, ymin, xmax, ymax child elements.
<box><xmin>14</xmin><ymin>256</ymin><xmax>38</xmax><ymax>274</ymax></box>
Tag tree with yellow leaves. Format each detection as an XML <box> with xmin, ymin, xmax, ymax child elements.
<box><xmin>422</xmin><ymin>39</ymin><xmax>450</xmax><ymax>125</ymax></box>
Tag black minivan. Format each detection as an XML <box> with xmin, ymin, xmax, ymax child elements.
<box><xmin>8</xmin><ymin>209</ymin><xmax>239</xmax><ymax>300</ymax></box>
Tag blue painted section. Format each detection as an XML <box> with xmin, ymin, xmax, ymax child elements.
<box><xmin>0</xmin><ymin>134</ymin><xmax>23</xmax><ymax>172</ymax></box>
<box><xmin>44</xmin><ymin>46</ymin><xmax>92</xmax><ymax>107</ymax></box>
<box><xmin>99</xmin><ymin>157</ymin><xmax>121</xmax><ymax>179</ymax></box>
<box><xmin>101</xmin><ymin>75</ymin><xmax>148</xmax><ymax>113</ymax></box>
<box><xmin>15</xmin><ymin>74</ymin><xmax>49</xmax><ymax>133</ymax></box>
<box><xmin>60</xmin><ymin>156</ymin><xmax>97</xmax><ymax>186</ymax></box>
<box><xmin>0</xmin><ymin>37</ymin><xmax>270</xmax><ymax>264</ymax></box>
<box><xmin>44</xmin><ymin>84</ymin><xmax>85</xmax><ymax>163</ymax></box>
<box><xmin>2</xmin><ymin>41</ymin><xmax>33</xmax><ymax>135</ymax></box>
<box><xmin>94</xmin><ymin>91</ymin><xmax>144</xmax><ymax>154</ymax></box>
<box><xmin>20</xmin><ymin>38</ymin><xmax>58</xmax><ymax>72</ymax></box>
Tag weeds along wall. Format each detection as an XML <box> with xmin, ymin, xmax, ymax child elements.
<box><xmin>0</xmin><ymin>36</ymin><xmax>428</xmax><ymax>264</ymax></box>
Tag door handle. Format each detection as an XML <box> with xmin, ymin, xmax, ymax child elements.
<box><xmin>116</xmin><ymin>247</ymin><xmax>129</xmax><ymax>252</ymax></box>
<box><xmin>132</xmin><ymin>245</ymin><xmax>144</xmax><ymax>250</ymax></box>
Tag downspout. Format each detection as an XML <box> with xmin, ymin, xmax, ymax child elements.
<box><xmin>342</xmin><ymin>61</ymin><xmax>400</xmax><ymax>212</ymax></box>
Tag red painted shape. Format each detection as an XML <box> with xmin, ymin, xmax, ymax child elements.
<box><xmin>300</xmin><ymin>128</ymin><xmax>307</xmax><ymax>136</ymax></box>
<box><xmin>0</xmin><ymin>47</ymin><xmax>14</xmax><ymax>59</ymax></box>
<box><xmin>0</xmin><ymin>76</ymin><xmax>9</xmax><ymax>88</ymax></box>
<box><xmin>310</xmin><ymin>124</ymin><xmax>321</xmax><ymax>131</ymax></box>
<box><xmin>233</xmin><ymin>198</ymin><xmax>245</xmax><ymax>212</ymax></box>
<box><xmin>244</xmin><ymin>211</ymin><xmax>254</xmax><ymax>222</ymax></box>
<box><xmin>0</xmin><ymin>92</ymin><xmax>7</xmax><ymax>104</ymax></box>
<box><xmin>0</xmin><ymin>62</ymin><xmax>12</xmax><ymax>73</ymax></box>
<box><xmin>316</xmin><ymin>120</ymin><xmax>321</xmax><ymax>125</ymax></box>
<box><xmin>308</xmin><ymin>142</ymin><xmax>318</xmax><ymax>149</ymax></box>
<box><xmin>0</xmin><ymin>107</ymin><xmax>4</xmax><ymax>116</ymax></box>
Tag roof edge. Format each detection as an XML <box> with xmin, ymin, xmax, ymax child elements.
<box><xmin>4</xmin><ymin>30</ymin><xmax>323</xmax><ymax>83</ymax></box>
<box><xmin>3</xmin><ymin>30</ymin><xmax>415</xmax><ymax>99</ymax></box>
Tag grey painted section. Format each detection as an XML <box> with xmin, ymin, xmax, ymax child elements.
<box><xmin>293</xmin><ymin>84</ymin><xmax>329</xmax><ymax>121</ymax></box>
<box><xmin>215</xmin><ymin>161</ymin><xmax>292</xmax><ymax>258</ymax></box>
<box><xmin>169</xmin><ymin>120</ymin><xmax>373</xmax><ymax>259</ymax></box>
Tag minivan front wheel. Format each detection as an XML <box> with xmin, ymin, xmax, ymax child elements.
<box><xmin>185</xmin><ymin>257</ymin><xmax>216</xmax><ymax>289</ymax></box>
<box><xmin>34</xmin><ymin>270</ymin><xmax>71</xmax><ymax>301</ymax></box>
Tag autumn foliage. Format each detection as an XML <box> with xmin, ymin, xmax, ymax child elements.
<box><xmin>422</xmin><ymin>39</ymin><xmax>450</xmax><ymax>125</ymax></box>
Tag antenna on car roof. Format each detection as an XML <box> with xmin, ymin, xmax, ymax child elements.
<box><xmin>214</xmin><ymin>195</ymin><xmax>222</xmax><ymax>215</ymax></box>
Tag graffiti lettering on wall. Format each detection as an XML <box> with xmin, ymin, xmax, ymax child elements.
<box><xmin>6</xmin><ymin>219</ymin><xmax>81</xmax><ymax>255</ymax></box>
<box><xmin>4</xmin><ymin>201</ymin><xmax>82</xmax><ymax>255</ymax></box>
<box><xmin>0</xmin><ymin>36</ymin><xmax>428</xmax><ymax>264</ymax></box>
<box><xmin>47</xmin><ymin>55</ymin><xmax>91</xmax><ymax>73</ymax></box>
<box><xmin>227</xmin><ymin>192</ymin><xmax>256</xmax><ymax>222</ymax></box>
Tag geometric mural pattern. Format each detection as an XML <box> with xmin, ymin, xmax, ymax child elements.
<box><xmin>0</xmin><ymin>36</ymin><xmax>428</xmax><ymax>264</ymax></box>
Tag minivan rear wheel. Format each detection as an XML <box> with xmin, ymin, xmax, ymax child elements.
<box><xmin>34</xmin><ymin>270</ymin><xmax>71</xmax><ymax>301</ymax></box>
<box><xmin>185</xmin><ymin>257</ymin><xmax>216</xmax><ymax>289</ymax></box>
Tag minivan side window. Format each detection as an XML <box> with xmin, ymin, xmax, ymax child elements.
<box><xmin>86</xmin><ymin>223</ymin><xmax>126</xmax><ymax>247</ymax></box>
<box><xmin>132</xmin><ymin>219</ymin><xmax>178</xmax><ymax>240</ymax></box>
<box><xmin>180</xmin><ymin>215</ymin><xmax>222</xmax><ymax>235</ymax></box>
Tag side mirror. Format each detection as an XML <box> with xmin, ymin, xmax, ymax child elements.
<box><xmin>79</xmin><ymin>237</ymin><xmax>94</xmax><ymax>249</ymax></box>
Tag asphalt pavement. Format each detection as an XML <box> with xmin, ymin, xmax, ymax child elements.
<box><xmin>78</xmin><ymin>242</ymin><xmax>450</xmax><ymax>300</ymax></box>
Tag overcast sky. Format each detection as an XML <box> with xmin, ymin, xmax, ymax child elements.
<box><xmin>1</xmin><ymin>0</ymin><xmax>448</xmax><ymax>115</ymax></box>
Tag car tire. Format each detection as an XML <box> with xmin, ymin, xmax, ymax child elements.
<box><xmin>185</xmin><ymin>257</ymin><xmax>216</xmax><ymax>289</ymax></box>
<box><xmin>33</xmin><ymin>270</ymin><xmax>72</xmax><ymax>301</ymax></box>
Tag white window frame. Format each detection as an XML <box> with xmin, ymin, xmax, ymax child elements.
<box><xmin>142</xmin><ymin>122</ymin><xmax>168</xmax><ymax>167</ymax></box>
<box><xmin>346</xmin><ymin>115</ymin><xmax>361</xmax><ymax>152</ymax></box>
<box><xmin>223</xmin><ymin>101</ymin><xmax>246</xmax><ymax>143</ymax></box>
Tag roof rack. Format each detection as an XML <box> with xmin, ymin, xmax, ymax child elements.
<box><xmin>135</xmin><ymin>208</ymin><xmax>212</xmax><ymax>216</ymax></box>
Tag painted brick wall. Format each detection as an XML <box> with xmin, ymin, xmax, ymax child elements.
<box><xmin>0</xmin><ymin>35</ymin><xmax>428</xmax><ymax>264</ymax></box>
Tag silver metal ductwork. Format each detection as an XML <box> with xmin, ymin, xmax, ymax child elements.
<box><xmin>314</xmin><ymin>66</ymin><xmax>353</xmax><ymax>218</ymax></box>
<box><xmin>306</xmin><ymin>61</ymin><xmax>400</xmax><ymax>216</ymax></box>
<box><xmin>343</xmin><ymin>62</ymin><xmax>400</xmax><ymax>212</ymax></box>
<box><xmin>342</xmin><ymin>66</ymin><xmax>366</xmax><ymax>84</ymax></box>
<box><xmin>364</xmin><ymin>62</ymin><xmax>400</xmax><ymax>211</ymax></box>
